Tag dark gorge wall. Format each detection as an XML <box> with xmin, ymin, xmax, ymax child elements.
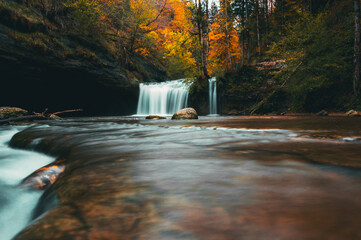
<box><xmin>0</xmin><ymin>1</ymin><xmax>167</xmax><ymax>116</ymax></box>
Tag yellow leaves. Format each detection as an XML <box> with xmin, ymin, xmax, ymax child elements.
<box><xmin>130</xmin><ymin>0</ymin><xmax>157</xmax><ymax>24</ymax></box>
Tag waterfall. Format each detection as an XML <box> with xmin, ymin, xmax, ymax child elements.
<box><xmin>136</xmin><ymin>79</ymin><xmax>189</xmax><ymax>116</ymax></box>
<box><xmin>209</xmin><ymin>77</ymin><xmax>217</xmax><ymax>115</ymax></box>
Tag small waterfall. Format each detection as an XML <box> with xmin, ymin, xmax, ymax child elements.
<box><xmin>136</xmin><ymin>79</ymin><xmax>189</xmax><ymax>116</ymax></box>
<box><xmin>209</xmin><ymin>77</ymin><xmax>217</xmax><ymax>115</ymax></box>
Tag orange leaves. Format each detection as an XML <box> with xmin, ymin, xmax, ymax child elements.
<box><xmin>208</xmin><ymin>3</ymin><xmax>242</xmax><ymax>74</ymax></box>
<box><xmin>135</xmin><ymin>48</ymin><xmax>150</xmax><ymax>56</ymax></box>
<box><xmin>156</xmin><ymin>0</ymin><xmax>198</xmax><ymax>77</ymax></box>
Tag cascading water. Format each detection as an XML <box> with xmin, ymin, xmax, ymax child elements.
<box><xmin>208</xmin><ymin>77</ymin><xmax>217</xmax><ymax>115</ymax></box>
<box><xmin>0</xmin><ymin>127</ymin><xmax>54</xmax><ymax>240</ymax></box>
<box><xmin>136</xmin><ymin>79</ymin><xmax>189</xmax><ymax>116</ymax></box>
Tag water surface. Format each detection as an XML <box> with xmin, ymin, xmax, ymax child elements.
<box><xmin>5</xmin><ymin>116</ymin><xmax>361</xmax><ymax>239</ymax></box>
<box><xmin>0</xmin><ymin>127</ymin><xmax>54</xmax><ymax>240</ymax></box>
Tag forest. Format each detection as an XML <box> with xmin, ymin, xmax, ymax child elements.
<box><xmin>0</xmin><ymin>0</ymin><xmax>360</xmax><ymax>114</ymax></box>
<box><xmin>2</xmin><ymin>1</ymin><xmax>361</xmax><ymax>239</ymax></box>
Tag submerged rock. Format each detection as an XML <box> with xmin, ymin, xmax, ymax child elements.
<box><xmin>345</xmin><ymin>110</ymin><xmax>361</xmax><ymax>116</ymax></box>
<box><xmin>171</xmin><ymin>108</ymin><xmax>198</xmax><ymax>120</ymax></box>
<box><xmin>145</xmin><ymin>115</ymin><xmax>166</xmax><ymax>120</ymax></box>
<box><xmin>0</xmin><ymin>107</ymin><xmax>28</xmax><ymax>119</ymax></box>
<box><xmin>21</xmin><ymin>159</ymin><xmax>65</xmax><ymax>190</ymax></box>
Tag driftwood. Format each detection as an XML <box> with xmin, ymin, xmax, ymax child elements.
<box><xmin>0</xmin><ymin>115</ymin><xmax>47</xmax><ymax>125</ymax></box>
<box><xmin>0</xmin><ymin>108</ymin><xmax>83</xmax><ymax>125</ymax></box>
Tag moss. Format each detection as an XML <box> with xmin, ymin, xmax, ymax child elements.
<box><xmin>74</xmin><ymin>46</ymin><xmax>98</xmax><ymax>61</ymax></box>
<box><xmin>0</xmin><ymin>0</ymin><xmax>44</xmax><ymax>32</ymax></box>
<box><xmin>0</xmin><ymin>107</ymin><xmax>28</xmax><ymax>119</ymax></box>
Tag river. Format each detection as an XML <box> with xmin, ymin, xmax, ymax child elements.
<box><xmin>1</xmin><ymin>116</ymin><xmax>361</xmax><ymax>239</ymax></box>
<box><xmin>0</xmin><ymin>127</ymin><xmax>53</xmax><ymax>240</ymax></box>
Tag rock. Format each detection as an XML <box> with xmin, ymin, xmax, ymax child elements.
<box><xmin>345</xmin><ymin>110</ymin><xmax>361</xmax><ymax>116</ymax></box>
<box><xmin>0</xmin><ymin>3</ymin><xmax>167</xmax><ymax>116</ymax></box>
<box><xmin>316</xmin><ymin>110</ymin><xmax>328</xmax><ymax>116</ymax></box>
<box><xmin>171</xmin><ymin>108</ymin><xmax>198</xmax><ymax>120</ymax></box>
<box><xmin>145</xmin><ymin>115</ymin><xmax>166</xmax><ymax>120</ymax></box>
<box><xmin>21</xmin><ymin>160</ymin><xmax>65</xmax><ymax>190</ymax></box>
<box><xmin>0</xmin><ymin>107</ymin><xmax>28</xmax><ymax>119</ymax></box>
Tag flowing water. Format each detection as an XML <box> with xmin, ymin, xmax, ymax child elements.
<box><xmin>0</xmin><ymin>127</ymin><xmax>53</xmax><ymax>240</ymax></box>
<box><xmin>3</xmin><ymin>116</ymin><xmax>361</xmax><ymax>239</ymax></box>
<box><xmin>136</xmin><ymin>79</ymin><xmax>189</xmax><ymax>116</ymax></box>
<box><xmin>208</xmin><ymin>77</ymin><xmax>217</xmax><ymax>115</ymax></box>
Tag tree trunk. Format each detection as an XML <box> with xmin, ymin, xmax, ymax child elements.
<box><xmin>225</xmin><ymin>0</ymin><xmax>229</xmax><ymax>71</ymax></box>
<box><xmin>204</xmin><ymin>0</ymin><xmax>209</xmax><ymax>78</ymax></box>
<box><xmin>354</xmin><ymin>0</ymin><xmax>360</xmax><ymax>96</ymax></box>
<box><xmin>245</xmin><ymin>0</ymin><xmax>250</xmax><ymax>63</ymax></box>
<box><xmin>197</xmin><ymin>0</ymin><xmax>208</xmax><ymax>80</ymax></box>
<box><xmin>255</xmin><ymin>0</ymin><xmax>261</xmax><ymax>55</ymax></box>
<box><xmin>263</xmin><ymin>0</ymin><xmax>269</xmax><ymax>37</ymax></box>
<box><xmin>241</xmin><ymin>5</ymin><xmax>245</xmax><ymax>66</ymax></box>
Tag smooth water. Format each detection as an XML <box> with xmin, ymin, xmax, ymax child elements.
<box><xmin>208</xmin><ymin>77</ymin><xmax>217</xmax><ymax>115</ymax></box>
<box><xmin>6</xmin><ymin>116</ymin><xmax>361</xmax><ymax>239</ymax></box>
<box><xmin>136</xmin><ymin>79</ymin><xmax>189</xmax><ymax>116</ymax></box>
<box><xmin>0</xmin><ymin>127</ymin><xmax>53</xmax><ymax>240</ymax></box>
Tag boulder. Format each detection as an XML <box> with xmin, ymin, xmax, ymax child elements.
<box><xmin>316</xmin><ymin>110</ymin><xmax>328</xmax><ymax>116</ymax></box>
<box><xmin>345</xmin><ymin>110</ymin><xmax>361</xmax><ymax>117</ymax></box>
<box><xmin>171</xmin><ymin>108</ymin><xmax>198</xmax><ymax>120</ymax></box>
<box><xmin>0</xmin><ymin>107</ymin><xmax>28</xmax><ymax>119</ymax></box>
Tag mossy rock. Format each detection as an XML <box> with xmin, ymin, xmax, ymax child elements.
<box><xmin>0</xmin><ymin>107</ymin><xmax>28</xmax><ymax>119</ymax></box>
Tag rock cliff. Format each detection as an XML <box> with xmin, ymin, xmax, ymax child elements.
<box><xmin>0</xmin><ymin>0</ymin><xmax>167</xmax><ymax>115</ymax></box>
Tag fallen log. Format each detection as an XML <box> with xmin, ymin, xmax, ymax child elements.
<box><xmin>0</xmin><ymin>108</ymin><xmax>83</xmax><ymax>125</ymax></box>
<box><xmin>0</xmin><ymin>115</ymin><xmax>47</xmax><ymax>125</ymax></box>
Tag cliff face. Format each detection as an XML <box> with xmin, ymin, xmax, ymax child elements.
<box><xmin>0</xmin><ymin>0</ymin><xmax>167</xmax><ymax>115</ymax></box>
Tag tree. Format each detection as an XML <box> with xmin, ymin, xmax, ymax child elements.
<box><xmin>158</xmin><ymin>0</ymin><xmax>198</xmax><ymax>78</ymax></box>
<box><xmin>208</xmin><ymin>0</ymin><xmax>240</xmax><ymax>74</ymax></box>
<box><xmin>193</xmin><ymin>0</ymin><xmax>210</xmax><ymax>80</ymax></box>
<box><xmin>354</xmin><ymin>0</ymin><xmax>360</xmax><ymax>96</ymax></box>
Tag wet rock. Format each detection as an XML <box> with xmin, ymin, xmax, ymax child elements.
<box><xmin>145</xmin><ymin>115</ymin><xmax>166</xmax><ymax>120</ymax></box>
<box><xmin>345</xmin><ymin>110</ymin><xmax>361</xmax><ymax>116</ymax></box>
<box><xmin>171</xmin><ymin>108</ymin><xmax>198</xmax><ymax>120</ymax></box>
<box><xmin>316</xmin><ymin>110</ymin><xmax>328</xmax><ymax>116</ymax></box>
<box><xmin>21</xmin><ymin>159</ymin><xmax>65</xmax><ymax>190</ymax></box>
<box><xmin>0</xmin><ymin>107</ymin><xmax>28</xmax><ymax>119</ymax></box>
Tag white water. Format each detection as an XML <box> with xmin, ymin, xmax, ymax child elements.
<box><xmin>136</xmin><ymin>79</ymin><xmax>189</xmax><ymax>116</ymax></box>
<box><xmin>0</xmin><ymin>127</ymin><xmax>54</xmax><ymax>240</ymax></box>
<box><xmin>209</xmin><ymin>77</ymin><xmax>217</xmax><ymax>115</ymax></box>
